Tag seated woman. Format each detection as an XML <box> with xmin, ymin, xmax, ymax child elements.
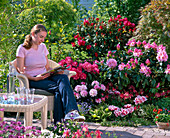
<box><xmin>16</xmin><ymin>24</ymin><xmax>85</xmax><ymax>124</ymax></box>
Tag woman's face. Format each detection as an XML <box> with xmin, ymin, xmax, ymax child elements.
<box><xmin>32</xmin><ymin>31</ymin><xmax>47</xmax><ymax>46</ymax></box>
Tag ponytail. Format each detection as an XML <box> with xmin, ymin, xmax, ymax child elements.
<box><xmin>23</xmin><ymin>34</ymin><xmax>32</xmax><ymax>49</ymax></box>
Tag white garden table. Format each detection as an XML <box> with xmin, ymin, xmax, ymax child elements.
<box><xmin>0</xmin><ymin>93</ymin><xmax>48</xmax><ymax>129</ymax></box>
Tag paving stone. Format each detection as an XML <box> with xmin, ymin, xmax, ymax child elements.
<box><xmin>126</xmin><ymin>128</ymin><xmax>137</xmax><ymax>134</ymax></box>
<box><xmin>96</xmin><ymin>126</ymin><xmax>108</xmax><ymax>131</ymax></box>
<box><xmin>87</xmin><ymin>125</ymin><xmax>99</xmax><ymax>130</ymax></box>
<box><xmin>133</xmin><ymin>130</ymin><xmax>145</xmax><ymax>136</ymax></box>
<box><xmin>165</xmin><ymin>131</ymin><xmax>170</xmax><ymax>136</ymax></box>
<box><xmin>152</xmin><ymin>136</ymin><xmax>170</xmax><ymax>138</ymax></box>
<box><xmin>105</xmin><ymin>127</ymin><xmax>117</xmax><ymax>132</ymax></box>
<box><xmin>142</xmin><ymin>132</ymin><xmax>154</xmax><ymax>138</ymax></box>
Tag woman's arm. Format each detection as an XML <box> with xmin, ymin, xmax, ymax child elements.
<box><xmin>16</xmin><ymin>57</ymin><xmax>49</xmax><ymax>81</ymax></box>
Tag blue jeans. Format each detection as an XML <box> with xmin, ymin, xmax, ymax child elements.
<box><xmin>29</xmin><ymin>74</ymin><xmax>78</xmax><ymax>123</ymax></box>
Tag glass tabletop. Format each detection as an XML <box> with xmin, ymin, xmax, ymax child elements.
<box><xmin>0</xmin><ymin>94</ymin><xmax>43</xmax><ymax>105</ymax></box>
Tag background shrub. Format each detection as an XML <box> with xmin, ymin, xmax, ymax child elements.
<box><xmin>88</xmin><ymin>0</ymin><xmax>150</xmax><ymax>25</ymax></box>
<box><xmin>133</xmin><ymin>0</ymin><xmax>170</xmax><ymax>56</ymax></box>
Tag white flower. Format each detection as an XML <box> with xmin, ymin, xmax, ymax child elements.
<box><xmin>89</xmin><ymin>89</ymin><xmax>97</xmax><ymax>97</ymax></box>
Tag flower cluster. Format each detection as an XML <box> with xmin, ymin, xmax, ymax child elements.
<box><xmin>47</xmin><ymin>120</ymin><xmax>103</xmax><ymax>137</ymax></box>
<box><xmin>78</xmin><ymin>102</ymin><xmax>92</xmax><ymax>115</ymax></box>
<box><xmin>133</xmin><ymin>95</ymin><xmax>147</xmax><ymax>105</ymax></box>
<box><xmin>58</xmin><ymin>57</ymin><xmax>99</xmax><ymax>81</ymax></box>
<box><xmin>108</xmin><ymin>95</ymin><xmax>147</xmax><ymax>117</ymax></box>
<box><xmin>74</xmin><ymin>81</ymin><xmax>108</xmax><ymax>105</ymax></box>
<box><xmin>0</xmin><ymin>120</ymin><xmax>41</xmax><ymax>137</ymax></box>
<box><xmin>153</xmin><ymin>108</ymin><xmax>170</xmax><ymax>123</ymax></box>
<box><xmin>156</xmin><ymin>45</ymin><xmax>168</xmax><ymax>62</ymax></box>
<box><xmin>72</xmin><ymin>15</ymin><xmax>135</xmax><ymax>60</ymax></box>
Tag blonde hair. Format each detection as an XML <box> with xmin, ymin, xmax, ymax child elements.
<box><xmin>23</xmin><ymin>24</ymin><xmax>47</xmax><ymax>49</ymax></box>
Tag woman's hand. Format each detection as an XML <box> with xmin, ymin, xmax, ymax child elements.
<box><xmin>34</xmin><ymin>73</ymin><xmax>51</xmax><ymax>81</ymax></box>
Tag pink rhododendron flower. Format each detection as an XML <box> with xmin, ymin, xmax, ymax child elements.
<box><xmin>91</xmin><ymin>81</ymin><xmax>99</xmax><ymax>86</ymax></box>
<box><xmin>156</xmin><ymin>83</ymin><xmax>160</xmax><ymax>88</ymax></box>
<box><xmin>133</xmin><ymin>48</ymin><xmax>143</xmax><ymax>57</ymax></box>
<box><xmin>117</xmin><ymin>44</ymin><xmax>120</xmax><ymax>50</ymax></box>
<box><xmin>81</xmin><ymin>85</ymin><xmax>87</xmax><ymax>90</ymax></box>
<box><xmin>95</xmin><ymin>98</ymin><xmax>102</xmax><ymax>103</ymax></box>
<box><xmin>127</xmin><ymin>49</ymin><xmax>133</xmax><ymax>54</ymax></box>
<box><xmin>94</xmin><ymin>84</ymin><xmax>100</xmax><ymax>89</ymax></box>
<box><xmin>74</xmin><ymin>93</ymin><xmax>80</xmax><ymax>99</ymax></box>
<box><xmin>165</xmin><ymin>64</ymin><xmax>170</xmax><ymax>74</ymax></box>
<box><xmin>144</xmin><ymin>43</ymin><xmax>152</xmax><ymax>50</ymax></box>
<box><xmin>126</xmin><ymin>63</ymin><xmax>131</xmax><ymax>69</ymax></box>
<box><xmin>101</xmin><ymin>97</ymin><xmax>105</xmax><ymax>101</ymax></box>
<box><xmin>100</xmin><ymin>84</ymin><xmax>106</xmax><ymax>91</ymax></box>
<box><xmin>89</xmin><ymin>89</ymin><xmax>98</xmax><ymax>97</ymax></box>
<box><xmin>106</xmin><ymin>59</ymin><xmax>117</xmax><ymax>68</ymax></box>
<box><xmin>140</xmin><ymin>63</ymin><xmax>151</xmax><ymax>77</ymax></box>
<box><xmin>156</xmin><ymin>47</ymin><xmax>168</xmax><ymax>62</ymax></box>
<box><xmin>142</xmin><ymin>40</ymin><xmax>147</xmax><ymax>45</ymax></box>
<box><xmin>136</xmin><ymin>40</ymin><xmax>141</xmax><ymax>46</ymax></box>
<box><xmin>74</xmin><ymin>85</ymin><xmax>82</xmax><ymax>92</ymax></box>
<box><xmin>80</xmin><ymin>90</ymin><xmax>88</xmax><ymax>97</ymax></box>
<box><xmin>81</xmin><ymin>82</ymin><xmax>86</xmax><ymax>85</ymax></box>
<box><xmin>134</xmin><ymin>58</ymin><xmax>138</xmax><ymax>64</ymax></box>
<box><xmin>145</xmin><ymin>59</ymin><xmax>150</xmax><ymax>65</ymax></box>
<box><xmin>118</xmin><ymin>63</ymin><xmax>126</xmax><ymax>70</ymax></box>
<box><xmin>130</xmin><ymin>40</ymin><xmax>136</xmax><ymax>47</ymax></box>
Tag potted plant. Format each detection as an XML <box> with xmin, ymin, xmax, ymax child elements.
<box><xmin>153</xmin><ymin>108</ymin><xmax>170</xmax><ymax>129</ymax></box>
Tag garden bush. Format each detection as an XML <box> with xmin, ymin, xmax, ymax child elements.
<box><xmin>88</xmin><ymin>0</ymin><xmax>150</xmax><ymax>25</ymax></box>
<box><xmin>71</xmin><ymin>15</ymin><xmax>135</xmax><ymax>60</ymax></box>
<box><xmin>133</xmin><ymin>0</ymin><xmax>170</xmax><ymax>56</ymax></box>
<box><xmin>97</xmin><ymin>40</ymin><xmax>169</xmax><ymax>103</ymax></box>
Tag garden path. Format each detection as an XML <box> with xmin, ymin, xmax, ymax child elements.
<box><xmin>4</xmin><ymin>116</ymin><xmax>170</xmax><ymax>138</ymax></box>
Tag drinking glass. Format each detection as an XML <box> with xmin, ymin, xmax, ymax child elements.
<box><xmin>29</xmin><ymin>88</ymin><xmax>35</xmax><ymax>104</ymax></box>
<box><xmin>25</xmin><ymin>88</ymin><xmax>35</xmax><ymax>104</ymax></box>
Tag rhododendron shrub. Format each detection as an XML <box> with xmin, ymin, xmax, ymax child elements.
<box><xmin>97</xmin><ymin>40</ymin><xmax>169</xmax><ymax>102</ymax></box>
<box><xmin>71</xmin><ymin>15</ymin><xmax>135</xmax><ymax>60</ymax></box>
<box><xmin>58</xmin><ymin>57</ymin><xmax>100</xmax><ymax>88</ymax></box>
<box><xmin>74</xmin><ymin>81</ymin><xmax>109</xmax><ymax>107</ymax></box>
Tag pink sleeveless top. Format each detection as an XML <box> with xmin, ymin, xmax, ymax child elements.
<box><xmin>16</xmin><ymin>43</ymin><xmax>49</xmax><ymax>76</ymax></box>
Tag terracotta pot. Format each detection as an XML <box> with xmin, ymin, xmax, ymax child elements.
<box><xmin>156</xmin><ymin>122</ymin><xmax>170</xmax><ymax>130</ymax></box>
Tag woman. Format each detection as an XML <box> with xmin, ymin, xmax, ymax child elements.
<box><xmin>16</xmin><ymin>24</ymin><xmax>85</xmax><ymax>124</ymax></box>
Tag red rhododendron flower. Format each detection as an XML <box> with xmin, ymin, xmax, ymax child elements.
<box><xmin>95</xmin><ymin>52</ymin><xmax>98</xmax><ymax>57</ymax></box>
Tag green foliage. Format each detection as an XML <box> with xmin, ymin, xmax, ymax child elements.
<box><xmin>153</xmin><ymin>98</ymin><xmax>170</xmax><ymax>110</ymax></box>
<box><xmin>133</xmin><ymin>0</ymin><xmax>170</xmax><ymax>56</ymax></box>
<box><xmin>135</xmin><ymin>104</ymin><xmax>159</xmax><ymax>121</ymax></box>
<box><xmin>88</xmin><ymin>104</ymin><xmax>112</xmax><ymax>122</ymax></box>
<box><xmin>88</xmin><ymin>0</ymin><xmax>150</xmax><ymax>25</ymax></box>
<box><xmin>16</xmin><ymin>0</ymin><xmax>76</xmax><ymax>43</ymax></box>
